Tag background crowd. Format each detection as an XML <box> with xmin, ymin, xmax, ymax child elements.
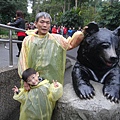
<box><xmin>50</xmin><ymin>25</ymin><xmax>82</xmax><ymax>38</ymax></box>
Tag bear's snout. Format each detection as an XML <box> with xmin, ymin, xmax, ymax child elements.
<box><xmin>110</xmin><ymin>56</ymin><xmax>118</xmax><ymax>63</ymax></box>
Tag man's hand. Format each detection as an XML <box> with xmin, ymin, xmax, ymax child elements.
<box><xmin>82</xmin><ymin>26</ymin><xmax>88</xmax><ymax>35</ymax></box>
<box><xmin>24</xmin><ymin>82</ymin><xmax>30</xmax><ymax>91</ymax></box>
<box><xmin>7</xmin><ymin>22</ymin><xmax>10</xmax><ymax>25</ymax></box>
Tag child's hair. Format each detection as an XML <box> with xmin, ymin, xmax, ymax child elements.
<box><xmin>22</xmin><ymin>68</ymin><xmax>36</xmax><ymax>82</ymax></box>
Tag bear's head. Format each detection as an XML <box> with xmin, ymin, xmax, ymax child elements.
<box><xmin>77</xmin><ymin>22</ymin><xmax>120</xmax><ymax>69</ymax></box>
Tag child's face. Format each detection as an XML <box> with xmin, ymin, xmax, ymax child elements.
<box><xmin>26</xmin><ymin>72</ymin><xmax>39</xmax><ymax>86</ymax></box>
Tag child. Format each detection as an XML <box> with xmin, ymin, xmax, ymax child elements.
<box><xmin>12</xmin><ymin>68</ymin><xmax>63</xmax><ymax>120</ymax></box>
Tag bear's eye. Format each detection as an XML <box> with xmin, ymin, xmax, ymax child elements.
<box><xmin>101</xmin><ymin>43</ymin><xmax>109</xmax><ymax>49</ymax></box>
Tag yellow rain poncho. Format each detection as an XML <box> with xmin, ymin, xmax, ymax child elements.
<box><xmin>18</xmin><ymin>29</ymin><xmax>84</xmax><ymax>85</ymax></box>
<box><xmin>13</xmin><ymin>79</ymin><xmax>63</xmax><ymax>120</ymax></box>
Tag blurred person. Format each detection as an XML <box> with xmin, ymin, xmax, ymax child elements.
<box><xmin>7</xmin><ymin>10</ymin><xmax>26</xmax><ymax>57</ymax></box>
<box><xmin>77</xmin><ymin>26</ymin><xmax>82</xmax><ymax>31</ymax></box>
<box><xmin>71</xmin><ymin>27</ymin><xmax>76</xmax><ymax>37</ymax></box>
<box><xmin>63</xmin><ymin>26</ymin><xmax>68</xmax><ymax>38</ymax></box>
<box><xmin>29</xmin><ymin>22</ymin><xmax>36</xmax><ymax>30</ymax></box>
<box><xmin>59</xmin><ymin>25</ymin><xmax>64</xmax><ymax>35</ymax></box>
<box><xmin>25</xmin><ymin>21</ymin><xmax>30</xmax><ymax>30</ymax></box>
<box><xmin>67</xmin><ymin>27</ymin><xmax>73</xmax><ymax>37</ymax></box>
<box><xmin>51</xmin><ymin>25</ymin><xmax>57</xmax><ymax>34</ymax></box>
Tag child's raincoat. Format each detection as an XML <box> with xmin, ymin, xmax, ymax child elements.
<box><xmin>13</xmin><ymin>79</ymin><xmax>63</xmax><ymax>120</ymax></box>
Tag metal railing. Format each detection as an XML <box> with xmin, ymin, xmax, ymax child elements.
<box><xmin>0</xmin><ymin>23</ymin><xmax>26</xmax><ymax>67</ymax></box>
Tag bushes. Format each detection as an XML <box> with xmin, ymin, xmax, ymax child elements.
<box><xmin>0</xmin><ymin>28</ymin><xmax>17</xmax><ymax>39</ymax></box>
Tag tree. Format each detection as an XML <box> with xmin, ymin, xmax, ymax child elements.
<box><xmin>98</xmin><ymin>3</ymin><xmax>120</xmax><ymax>30</ymax></box>
<box><xmin>60</xmin><ymin>8</ymin><xmax>84</xmax><ymax>28</ymax></box>
<box><xmin>0</xmin><ymin>0</ymin><xmax>28</xmax><ymax>24</ymax></box>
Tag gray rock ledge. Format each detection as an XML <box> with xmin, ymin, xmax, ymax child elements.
<box><xmin>52</xmin><ymin>81</ymin><xmax>120</xmax><ymax>120</ymax></box>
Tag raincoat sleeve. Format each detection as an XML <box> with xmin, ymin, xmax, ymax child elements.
<box><xmin>18</xmin><ymin>36</ymin><xmax>29</xmax><ymax>78</ymax></box>
<box><xmin>48</xmin><ymin>82</ymin><xmax>63</xmax><ymax>101</ymax></box>
<box><xmin>53</xmin><ymin>31</ymin><xmax>84</xmax><ymax>50</ymax></box>
<box><xmin>67</xmin><ymin>31</ymin><xmax>84</xmax><ymax>50</ymax></box>
<box><xmin>13</xmin><ymin>88</ymin><xmax>27</xmax><ymax>103</ymax></box>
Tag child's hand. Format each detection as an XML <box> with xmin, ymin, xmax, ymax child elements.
<box><xmin>12</xmin><ymin>86</ymin><xmax>19</xmax><ymax>93</ymax></box>
<box><xmin>24</xmin><ymin>82</ymin><xmax>30</xmax><ymax>91</ymax></box>
<box><xmin>53</xmin><ymin>80</ymin><xmax>59</xmax><ymax>88</ymax></box>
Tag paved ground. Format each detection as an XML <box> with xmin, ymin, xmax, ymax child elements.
<box><xmin>0</xmin><ymin>43</ymin><xmax>19</xmax><ymax>68</ymax></box>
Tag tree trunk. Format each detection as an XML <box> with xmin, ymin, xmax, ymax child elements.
<box><xmin>75</xmin><ymin>0</ymin><xmax>77</xmax><ymax>9</ymax></box>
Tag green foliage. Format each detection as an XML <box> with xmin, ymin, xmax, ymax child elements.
<box><xmin>0</xmin><ymin>0</ymin><xmax>28</xmax><ymax>24</ymax></box>
<box><xmin>80</xmin><ymin>1</ymin><xmax>105</xmax><ymax>26</ymax></box>
<box><xmin>0</xmin><ymin>28</ymin><xmax>17</xmax><ymax>39</ymax></box>
<box><xmin>1</xmin><ymin>0</ymin><xmax>120</xmax><ymax>31</ymax></box>
<box><xmin>32</xmin><ymin>0</ymin><xmax>64</xmax><ymax>21</ymax></box>
<box><xmin>0</xmin><ymin>28</ymin><xmax>9</xmax><ymax>35</ymax></box>
<box><xmin>98</xmin><ymin>3</ymin><xmax>120</xmax><ymax>30</ymax></box>
<box><xmin>60</xmin><ymin>8</ymin><xmax>84</xmax><ymax>28</ymax></box>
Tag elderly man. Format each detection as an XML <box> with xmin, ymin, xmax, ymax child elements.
<box><xmin>18</xmin><ymin>12</ymin><xmax>85</xmax><ymax>90</ymax></box>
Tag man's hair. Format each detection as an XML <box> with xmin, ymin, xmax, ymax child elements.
<box><xmin>22</xmin><ymin>68</ymin><xmax>36</xmax><ymax>82</ymax></box>
<box><xmin>35</xmin><ymin>12</ymin><xmax>52</xmax><ymax>23</ymax></box>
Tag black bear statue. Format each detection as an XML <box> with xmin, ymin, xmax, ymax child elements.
<box><xmin>72</xmin><ymin>22</ymin><xmax>120</xmax><ymax>103</ymax></box>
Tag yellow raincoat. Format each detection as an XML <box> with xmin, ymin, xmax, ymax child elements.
<box><xmin>13</xmin><ymin>79</ymin><xmax>63</xmax><ymax>120</ymax></box>
<box><xmin>18</xmin><ymin>29</ymin><xmax>84</xmax><ymax>85</ymax></box>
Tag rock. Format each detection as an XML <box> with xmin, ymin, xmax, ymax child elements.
<box><xmin>0</xmin><ymin>66</ymin><xmax>20</xmax><ymax>120</ymax></box>
<box><xmin>52</xmin><ymin>81</ymin><xmax>120</xmax><ymax>120</ymax></box>
<box><xmin>65</xmin><ymin>58</ymin><xmax>72</xmax><ymax>69</ymax></box>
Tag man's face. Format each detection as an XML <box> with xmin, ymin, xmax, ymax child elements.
<box><xmin>35</xmin><ymin>16</ymin><xmax>51</xmax><ymax>35</ymax></box>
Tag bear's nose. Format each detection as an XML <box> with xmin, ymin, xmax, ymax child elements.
<box><xmin>110</xmin><ymin>57</ymin><xmax>118</xmax><ymax>63</ymax></box>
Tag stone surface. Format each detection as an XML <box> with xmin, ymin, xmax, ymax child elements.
<box><xmin>52</xmin><ymin>82</ymin><xmax>120</xmax><ymax>120</ymax></box>
<box><xmin>0</xmin><ymin>66</ymin><xmax>20</xmax><ymax>120</ymax></box>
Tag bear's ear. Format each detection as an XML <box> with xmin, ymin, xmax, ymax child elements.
<box><xmin>86</xmin><ymin>22</ymin><xmax>99</xmax><ymax>35</ymax></box>
<box><xmin>113</xmin><ymin>26</ymin><xmax>120</xmax><ymax>37</ymax></box>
